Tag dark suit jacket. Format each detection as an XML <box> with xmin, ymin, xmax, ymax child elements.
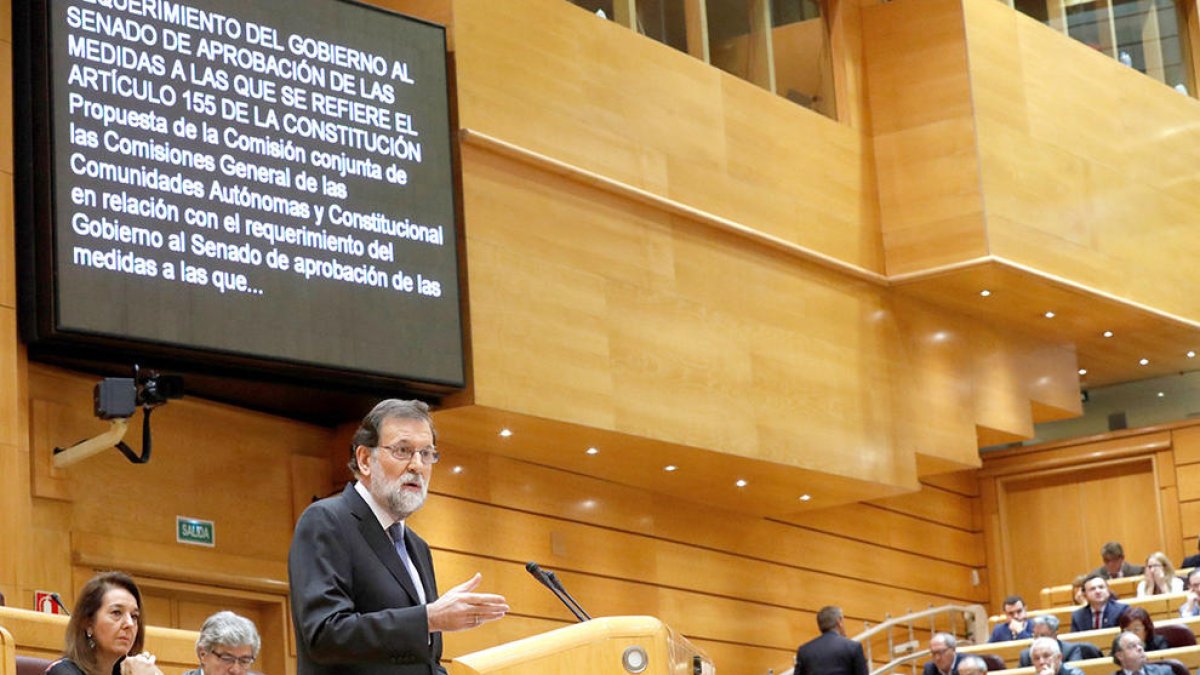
<box><xmin>1182</xmin><ymin>553</ymin><xmax>1200</xmax><ymax>569</ymax></box>
<box><xmin>922</xmin><ymin>656</ymin><xmax>958</xmax><ymax>675</ymax></box>
<box><xmin>1093</xmin><ymin>563</ymin><xmax>1145</xmax><ymax>579</ymax></box>
<box><xmin>1070</xmin><ymin>599</ymin><xmax>1129</xmax><ymax>633</ymax></box>
<box><xmin>1018</xmin><ymin>639</ymin><xmax>1091</xmax><ymax>667</ymax></box>
<box><xmin>990</xmin><ymin>621</ymin><xmax>1034</xmax><ymax>643</ymax></box>
<box><xmin>289</xmin><ymin>483</ymin><xmax>443</xmax><ymax>675</ymax></box>
<box><xmin>794</xmin><ymin>631</ymin><xmax>868</xmax><ymax>675</ymax></box>
<box><xmin>1112</xmin><ymin>663</ymin><xmax>1174</xmax><ymax>675</ymax></box>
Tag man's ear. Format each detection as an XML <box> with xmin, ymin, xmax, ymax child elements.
<box><xmin>355</xmin><ymin>445</ymin><xmax>373</xmax><ymax>477</ymax></box>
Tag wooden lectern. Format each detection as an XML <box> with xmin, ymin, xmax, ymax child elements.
<box><xmin>450</xmin><ymin>616</ymin><xmax>714</xmax><ymax>675</ymax></box>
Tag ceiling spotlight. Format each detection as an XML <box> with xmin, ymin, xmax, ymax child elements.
<box><xmin>664</xmin><ymin>465</ymin><xmax>677</xmax><ymax>472</ymax></box>
<box><xmin>1043</xmin><ymin>311</ymin><xmax>1056</xmax><ymax>319</ymax></box>
<box><xmin>1189</xmin><ymin>351</ymin><xmax>1197</xmax><ymax>359</ymax></box>
<box><xmin>1139</xmin><ymin>358</ymin><xmax>1150</xmax><ymax>366</ymax></box>
<box><xmin>586</xmin><ymin>447</ymin><xmax>599</xmax><ymax>455</ymax></box>
<box><xmin>799</xmin><ymin>494</ymin><xmax>812</xmax><ymax>502</ymax></box>
<box><xmin>1158</xmin><ymin>392</ymin><xmax>1166</xmax><ymax>398</ymax></box>
<box><xmin>498</xmin><ymin>428</ymin><xmax>513</xmax><ymax>437</ymax></box>
<box><xmin>735</xmin><ymin>479</ymin><xmax>748</xmax><ymax>488</ymax></box>
<box><xmin>451</xmin><ymin>466</ymin><xmax>464</xmax><ymax>474</ymax></box>
<box><xmin>1103</xmin><ymin>330</ymin><xmax>1114</xmax><ymax>338</ymax></box>
<box><xmin>979</xmin><ymin>289</ymin><xmax>991</xmax><ymax>297</ymax></box>
<box><xmin>1079</xmin><ymin>368</ymin><xmax>1088</xmax><ymax>376</ymax></box>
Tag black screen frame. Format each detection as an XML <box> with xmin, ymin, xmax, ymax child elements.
<box><xmin>14</xmin><ymin>0</ymin><xmax>468</xmax><ymax>412</ymax></box>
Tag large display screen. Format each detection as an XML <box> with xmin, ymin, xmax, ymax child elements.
<box><xmin>17</xmin><ymin>0</ymin><xmax>464</xmax><ymax>393</ymax></box>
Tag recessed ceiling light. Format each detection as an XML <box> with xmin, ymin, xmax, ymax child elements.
<box><xmin>979</xmin><ymin>290</ymin><xmax>991</xmax><ymax>297</ymax></box>
<box><xmin>799</xmin><ymin>494</ymin><xmax>812</xmax><ymax>502</ymax></box>
<box><xmin>1103</xmin><ymin>330</ymin><xmax>1114</xmax><ymax>338</ymax></box>
<box><xmin>1044</xmin><ymin>311</ymin><xmax>1056</xmax><ymax>319</ymax></box>
<box><xmin>1140</xmin><ymin>358</ymin><xmax>1150</xmax><ymax>366</ymax></box>
<box><xmin>1158</xmin><ymin>392</ymin><xmax>1166</xmax><ymax>398</ymax></box>
<box><xmin>1189</xmin><ymin>351</ymin><xmax>1197</xmax><ymax>359</ymax></box>
<box><xmin>586</xmin><ymin>447</ymin><xmax>599</xmax><ymax>455</ymax></box>
<box><xmin>1079</xmin><ymin>368</ymin><xmax>1088</xmax><ymax>376</ymax></box>
<box><xmin>451</xmin><ymin>465</ymin><xmax>464</xmax><ymax>474</ymax></box>
<box><xmin>664</xmin><ymin>465</ymin><xmax>677</xmax><ymax>472</ymax></box>
<box><xmin>735</xmin><ymin>479</ymin><xmax>748</xmax><ymax>488</ymax></box>
<box><xmin>498</xmin><ymin>428</ymin><xmax>513</xmax><ymax>437</ymax></box>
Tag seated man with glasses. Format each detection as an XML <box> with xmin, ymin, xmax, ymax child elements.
<box><xmin>186</xmin><ymin>611</ymin><xmax>259</xmax><ymax>675</ymax></box>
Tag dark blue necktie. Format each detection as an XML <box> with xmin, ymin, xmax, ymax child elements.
<box><xmin>387</xmin><ymin>522</ymin><xmax>426</xmax><ymax>603</ymax></box>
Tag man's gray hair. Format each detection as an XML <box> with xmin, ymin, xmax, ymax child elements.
<box><xmin>1115</xmin><ymin>631</ymin><xmax>1142</xmax><ymax>653</ymax></box>
<box><xmin>957</xmin><ymin>656</ymin><xmax>987</xmax><ymax>675</ymax></box>
<box><xmin>932</xmin><ymin>632</ymin><xmax>957</xmax><ymax>649</ymax></box>
<box><xmin>1030</xmin><ymin>637</ymin><xmax>1061</xmax><ymax>656</ymax></box>
<box><xmin>816</xmin><ymin>606</ymin><xmax>843</xmax><ymax>633</ymax></box>
<box><xmin>196</xmin><ymin>611</ymin><xmax>261</xmax><ymax>656</ymax></box>
<box><xmin>347</xmin><ymin>399</ymin><xmax>436</xmax><ymax>476</ymax></box>
<box><xmin>1030</xmin><ymin>614</ymin><xmax>1060</xmax><ymax>632</ymax></box>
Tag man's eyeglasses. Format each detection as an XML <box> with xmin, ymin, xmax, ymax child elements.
<box><xmin>377</xmin><ymin>443</ymin><xmax>440</xmax><ymax>464</ymax></box>
<box><xmin>210</xmin><ymin>650</ymin><xmax>255</xmax><ymax>667</ymax></box>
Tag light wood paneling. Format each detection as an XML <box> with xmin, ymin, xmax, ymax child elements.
<box><xmin>1173</xmin><ymin>426</ymin><xmax>1200</xmax><ymax>465</ymax></box>
<box><xmin>452</xmin><ymin>0</ymin><xmax>882</xmax><ymax>271</ymax></box>
<box><xmin>0</xmin><ymin>175</ymin><xmax>12</xmax><ymax>311</ymax></box>
<box><xmin>965</xmin><ymin>0</ymin><xmax>1200</xmax><ymax>325</ymax></box>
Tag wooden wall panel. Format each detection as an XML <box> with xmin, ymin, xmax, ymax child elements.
<box><xmin>863</xmin><ymin>0</ymin><xmax>987</xmax><ymax>275</ymax></box>
<box><xmin>965</xmin><ymin>0</ymin><xmax>1200</xmax><ymax>323</ymax></box>
<box><xmin>451</xmin><ymin>0</ymin><xmax>882</xmax><ymax>271</ymax></box>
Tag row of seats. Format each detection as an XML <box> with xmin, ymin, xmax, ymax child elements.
<box><xmin>1038</xmin><ymin>570</ymin><xmax>1195</xmax><ymax>608</ymax></box>
<box><xmin>988</xmin><ymin>592</ymin><xmax>1190</xmax><ymax>629</ymax></box>
<box><xmin>962</xmin><ymin>615</ymin><xmax>1200</xmax><ymax>667</ymax></box>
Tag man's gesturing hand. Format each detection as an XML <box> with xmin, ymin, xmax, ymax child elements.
<box><xmin>427</xmin><ymin>573</ymin><xmax>509</xmax><ymax>632</ymax></box>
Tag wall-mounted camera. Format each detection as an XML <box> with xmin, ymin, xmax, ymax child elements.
<box><xmin>56</xmin><ymin>365</ymin><xmax>184</xmax><ymax>468</ymax></box>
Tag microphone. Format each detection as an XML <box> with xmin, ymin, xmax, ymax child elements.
<box><xmin>526</xmin><ymin>562</ymin><xmax>588</xmax><ymax>622</ymax></box>
<box><xmin>49</xmin><ymin>593</ymin><xmax>71</xmax><ymax>616</ymax></box>
<box><xmin>545</xmin><ymin>569</ymin><xmax>592</xmax><ymax>620</ymax></box>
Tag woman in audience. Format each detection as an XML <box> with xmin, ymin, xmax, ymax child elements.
<box><xmin>1137</xmin><ymin>551</ymin><xmax>1184</xmax><ymax>596</ymax></box>
<box><xmin>1110</xmin><ymin>607</ymin><xmax>1170</xmax><ymax>654</ymax></box>
<box><xmin>183</xmin><ymin>611</ymin><xmax>261</xmax><ymax>675</ymax></box>
<box><xmin>47</xmin><ymin>571</ymin><xmax>163</xmax><ymax>675</ymax></box>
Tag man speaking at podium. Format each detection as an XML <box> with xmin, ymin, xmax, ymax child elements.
<box><xmin>289</xmin><ymin>399</ymin><xmax>509</xmax><ymax>674</ymax></box>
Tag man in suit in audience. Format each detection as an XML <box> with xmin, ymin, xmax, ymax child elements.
<box><xmin>1093</xmin><ymin>542</ymin><xmax>1144</xmax><ymax>580</ymax></box>
<box><xmin>1112</xmin><ymin>632</ymin><xmax>1173</xmax><ymax>675</ymax></box>
<box><xmin>1070</xmin><ymin>574</ymin><xmax>1130</xmax><ymax>633</ymax></box>
<box><xmin>1181</xmin><ymin>534</ymin><xmax>1200</xmax><ymax>569</ymax></box>
<box><xmin>1019</xmin><ymin>615</ymin><xmax>1099</xmax><ymax>667</ymax></box>
<box><xmin>1178</xmin><ymin>568</ymin><xmax>1200</xmax><ymax>617</ymax></box>
<box><xmin>289</xmin><ymin>399</ymin><xmax>510</xmax><ymax>675</ymax></box>
<box><xmin>923</xmin><ymin>633</ymin><xmax>959</xmax><ymax>675</ymax></box>
<box><xmin>1030</xmin><ymin>637</ymin><xmax>1086</xmax><ymax>675</ymax></box>
<box><xmin>990</xmin><ymin>595</ymin><xmax>1033</xmax><ymax>642</ymax></box>
<box><xmin>793</xmin><ymin>606</ymin><xmax>868</xmax><ymax>675</ymax></box>
<box><xmin>956</xmin><ymin>655</ymin><xmax>987</xmax><ymax>675</ymax></box>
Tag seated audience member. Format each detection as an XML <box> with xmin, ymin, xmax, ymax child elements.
<box><xmin>1110</xmin><ymin>607</ymin><xmax>1170</xmax><ymax>654</ymax></box>
<box><xmin>1071</xmin><ymin>575</ymin><xmax>1089</xmax><ymax>606</ymax></box>
<box><xmin>1019</xmin><ymin>615</ymin><xmax>1098</xmax><ymax>667</ymax></box>
<box><xmin>956</xmin><ymin>655</ymin><xmax>987</xmax><ymax>675</ymax></box>
<box><xmin>1182</xmin><ymin>534</ymin><xmax>1200</xmax><ymax>569</ymax></box>
<box><xmin>185</xmin><ymin>611</ymin><xmax>261</xmax><ymax>675</ymax></box>
<box><xmin>1029</xmin><ymin>637</ymin><xmax>1085</xmax><ymax>675</ymax></box>
<box><xmin>990</xmin><ymin>595</ymin><xmax>1033</xmax><ymax>642</ymax></box>
<box><xmin>1137</xmin><ymin>552</ymin><xmax>1184</xmax><ymax>596</ymax></box>
<box><xmin>1070</xmin><ymin>574</ymin><xmax>1129</xmax><ymax>633</ymax></box>
<box><xmin>1179</xmin><ymin>568</ymin><xmax>1200</xmax><ymax>617</ymax></box>
<box><xmin>47</xmin><ymin>572</ymin><xmax>163</xmax><ymax>675</ymax></box>
<box><xmin>1111</xmin><ymin>631</ymin><xmax>1172</xmax><ymax>675</ymax></box>
<box><xmin>1094</xmin><ymin>542</ymin><xmax>1144</xmax><ymax>580</ymax></box>
<box><xmin>924</xmin><ymin>633</ymin><xmax>959</xmax><ymax>675</ymax></box>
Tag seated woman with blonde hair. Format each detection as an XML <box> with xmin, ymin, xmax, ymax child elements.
<box><xmin>46</xmin><ymin>572</ymin><xmax>163</xmax><ymax>675</ymax></box>
<box><xmin>1137</xmin><ymin>552</ymin><xmax>1184</xmax><ymax>596</ymax></box>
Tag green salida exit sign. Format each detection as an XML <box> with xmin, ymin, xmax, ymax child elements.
<box><xmin>176</xmin><ymin>516</ymin><xmax>215</xmax><ymax>547</ymax></box>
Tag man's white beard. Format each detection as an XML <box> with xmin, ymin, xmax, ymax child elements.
<box><xmin>370</xmin><ymin>457</ymin><xmax>428</xmax><ymax>520</ymax></box>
